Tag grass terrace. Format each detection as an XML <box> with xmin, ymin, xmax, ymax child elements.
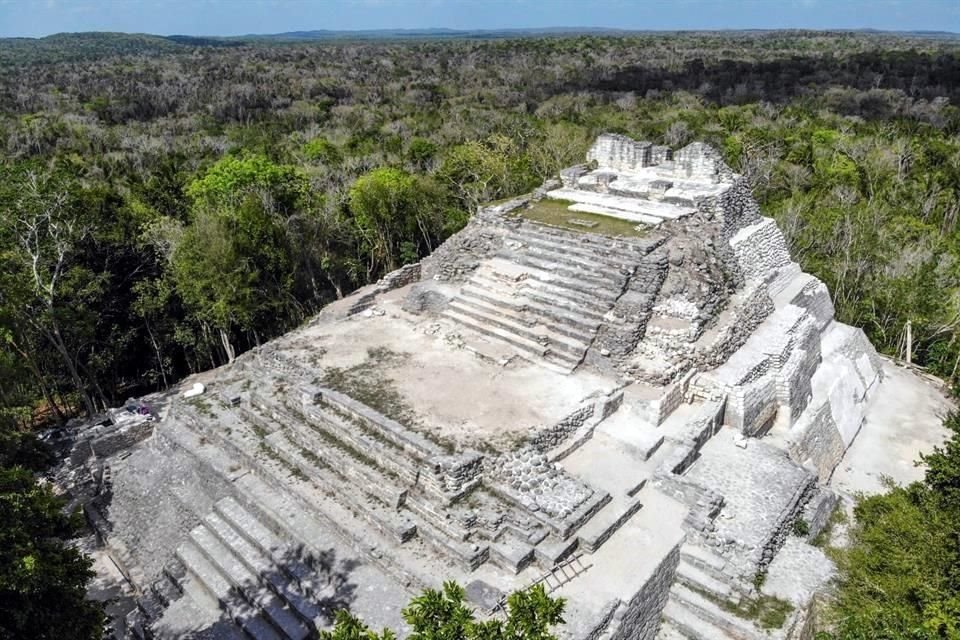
<box><xmin>511</xmin><ymin>198</ymin><xmax>648</xmax><ymax>237</ymax></box>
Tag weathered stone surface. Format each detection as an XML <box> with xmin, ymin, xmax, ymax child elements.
<box><xmin>66</xmin><ymin>134</ymin><xmax>940</xmax><ymax>640</ymax></box>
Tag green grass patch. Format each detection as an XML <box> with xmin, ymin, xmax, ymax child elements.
<box><xmin>187</xmin><ymin>396</ymin><xmax>217</xmax><ymax>419</ymax></box>
<box><xmin>729</xmin><ymin>594</ymin><xmax>795</xmax><ymax>630</ymax></box>
<box><xmin>510</xmin><ymin>198</ymin><xmax>647</xmax><ymax>237</ymax></box>
<box><xmin>688</xmin><ymin>583</ymin><xmax>794</xmax><ymax>630</ymax></box>
<box><xmin>812</xmin><ymin>502</ymin><xmax>847</xmax><ymax>549</ymax></box>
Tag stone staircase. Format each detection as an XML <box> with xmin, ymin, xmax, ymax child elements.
<box><xmin>443</xmin><ymin>224</ymin><xmax>647</xmax><ymax>371</ymax></box>
<box><xmin>246</xmin><ymin>388</ymin><xmax>578</xmax><ymax>576</ymax></box>
<box><xmin>658</xmin><ymin>545</ymin><xmax>765</xmax><ymax>640</ymax></box>
<box><xmin>170</xmin><ymin>495</ymin><xmax>336</xmax><ymax>640</ymax></box>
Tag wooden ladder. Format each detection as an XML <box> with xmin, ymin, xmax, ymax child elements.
<box><xmin>489</xmin><ymin>553</ymin><xmax>593</xmax><ymax>615</ymax></box>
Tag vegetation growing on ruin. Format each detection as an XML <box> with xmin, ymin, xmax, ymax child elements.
<box><xmin>318</xmin><ymin>347</ymin><xmax>456</xmax><ymax>452</ymax></box>
<box><xmin>818</xmin><ymin>412</ymin><xmax>960</xmax><ymax>639</ymax></box>
<box><xmin>513</xmin><ymin>199</ymin><xmax>648</xmax><ymax>237</ymax></box>
<box><xmin>319</xmin><ymin>581</ymin><xmax>565</xmax><ymax>640</ymax></box>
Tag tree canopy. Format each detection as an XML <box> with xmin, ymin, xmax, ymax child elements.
<box><xmin>821</xmin><ymin>413</ymin><xmax>960</xmax><ymax>640</ymax></box>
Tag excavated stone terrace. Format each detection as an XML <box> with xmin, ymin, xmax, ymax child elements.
<box><xmin>64</xmin><ymin>135</ymin><xmax>952</xmax><ymax>640</ymax></box>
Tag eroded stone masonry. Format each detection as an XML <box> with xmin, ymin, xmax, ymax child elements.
<box><xmin>63</xmin><ymin>135</ymin><xmax>919</xmax><ymax>640</ymax></box>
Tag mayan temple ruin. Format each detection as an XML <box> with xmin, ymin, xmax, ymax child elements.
<box><xmin>64</xmin><ymin>133</ymin><xmax>927</xmax><ymax>640</ymax></box>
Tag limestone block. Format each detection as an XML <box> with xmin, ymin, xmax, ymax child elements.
<box><xmin>587</xmin><ymin>133</ymin><xmax>654</xmax><ymax>172</ymax></box>
<box><xmin>788</xmin><ymin>278</ymin><xmax>836</xmax><ymax>330</ymax></box>
<box><xmin>726</xmin><ymin>373</ymin><xmax>778</xmax><ymax>436</ymax></box>
<box><xmin>609</xmin><ymin>542</ymin><xmax>682</xmax><ymax>640</ymax></box>
<box><xmin>730</xmin><ymin>217</ymin><xmax>792</xmax><ymax>283</ymax></box>
<box><xmin>401</xmin><ymin>283</ymin><xmax>451</xmax><ymax>315</ymax></box>
<box><xmin>787</xmin><ymin>401</ymin><xmax>846</xmax><ymax>482</ymax></box>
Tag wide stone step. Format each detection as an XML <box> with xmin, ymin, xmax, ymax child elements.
<box><xmin>213</xmin><ymin>497</ymin><xmax>320</xmax><ymax>599</ymax></box>
<box><xmin>500</xmin><ymin>251</ymin><xmax>628</xmax><ymax>292</ymax></box>
<box><xmin>676</xmin><ymin>560</ymin><xmax>737</xmax><ymax>601</ymax></box>
<box><xmin>203</xmin><ymin>510</ymin><xmax>324</xmax><ymax>628</ymax></box>
<box><xmin>176</xmin><ymin>542</ymin><xmax>284</xmax><ymax>640</ymax></box>
<box><xmin>189</xmin><ymin>525</ymin><xmax>312</xmax><ymax>640</ymax></box>
<box><xmin>447</xmin><ymin>300</ymin><xmax>589</xmax><ymax>357</ymax></box>
<box><xmin>511</xmin><ymin>241</ymin><xmax>632</xmax><ymax>280</ymax></box>
<box><xmin>443</xmin><ymin>309</ymin><xmax>581</xmax><ymax>373</ymax></box>
<box><xmin>519</xmin><ymin>281</ymin><xmax>616</xmax><ymax>317</ymax></box>
<box><xmin>264</xmin><ymin>432</ymin><xmax>419</xmax><ymax>545</ymax></box>
<box><xmin>451</xmin><ymin>296</ymin><xmax>594</xmax><ymax>353</ymax></box>
<box><xmin>272</xmin><ymin>425</ymin><xmax>472</xmax><ymax>552</ymax></box>
<box><xmin>167</xmin><ymin>570</ymin><xmax>249</xmax><ymax>640</ymax></box>
<box><xmin>230</xmin><ymin>463</ymin><xmax>429</xmax><ymax>592</ymax></box>
<box><xmin>545</xmin><ymin>188</ymin><xmax>697</xmax><ymax>221</ymax></box>
<box><xmin>471</xmin><ymin>268</ymin><xmax>612</xmax><ymax>318</ymax></box>
<box><xmin>511</xmin><ymin>224</ymin><xmax>648</xmax><ymax>261</ymax></box>
<box><xmin>444</xmin><ymin>308</ymin><xmax>546</xmax><ymax>357</ymax></box>
<box><xmin>655</xmin><ymin>619</ymin><xmax>691</xmax><ymax>640</ymax></box>
<box><xmin>461</xmin><ymin>283</ymin><xmax>601</xmax><ymax>335</ymax></box>
<box><xmin>278</xmin><ymin>411</ymin><xmax>412</xmax><ymax>506</ymax></box>
<box><xmin>568</xmin><ymin>202</ymin><xmax>664</xmax><ymax>226</ymax></box>
<box><xmin>662</xmin><ymin>599</ymin><xmax>738</xmax><ymax>640</ymax></box>
<box><xmin>679</xmin><ymin>545</ymin><xmax>731</xmax><ymax>583</ymax></box>
<box><xmin>169</xmin><ymin>413</ymin><xmax>428</xmax><ymax>593</ymax></box>
<box><xmin>294</xmin><ymin>403</ymin><xmax>479</xmax><ymax>540</ymax></box>
<box><xmin>508</xmin><ymin>230</ymin><xmax>644</xmax><ymax>266</ymax></box>
<box><xmin>668</xmin><ymin>584</ymin><xmax>764</xmax><ymax>640</ymax></box>
<box><xmin>482</xmin><ymin>256</ymin><xmax>623</xmax><ymax>303</ymax></box>
<box><xmin>576</xmin><ymin>496</ymin><xmax>644</xmax><ymax>553</ymax></box>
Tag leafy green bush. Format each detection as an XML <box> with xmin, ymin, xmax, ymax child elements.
<box><xmin>821</xmin><ymin>413</ymin><xmax>960</xmax><ymax>639</ymax></box>
<box><xmin>320</xmin><ymin>581</ymin><xmax>565</xmax><ymax>640</ymax></box>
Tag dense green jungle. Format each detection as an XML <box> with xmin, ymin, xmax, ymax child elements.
<box><xmin>2</xmin><ymin>31</ymin><xmax>960</xmax><ymax>639</ymax></box>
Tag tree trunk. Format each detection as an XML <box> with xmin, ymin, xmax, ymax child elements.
<box><xmin>145</xmin><ymin>322</ymin><xmax>169</xmax><ymax>388</ymax></box>
<box><xmin>44</xmin><ymin>322</ymin><xmax>95</xmax><ymax>417</ymax></box>
<box><xmin>219</xmin><ymin>328</ymin><xmax>236</xmax><ymax>364</ymax></box>
<box><xmin>9</xmin><ymin>336</ymin><xmax>66</xmax><ymax>425</ymax></box>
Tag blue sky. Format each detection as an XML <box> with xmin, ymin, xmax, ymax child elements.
<box><xmin>0</xmin><ymin>0</ymin><xmax>958</xmax><ymax>39</ymax></box>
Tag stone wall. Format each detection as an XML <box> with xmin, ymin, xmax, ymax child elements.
<box><xmin>89</xmin><ymin>420</ymin><xmax>155</xmax><ymax>458</ymax></box>
<box><xmin>634</xmin><ymin>378</ymin><xmax>688</xmax><ymax>426</ymax></box>
<box><xmin>609</xmin><ymin>542</ymin><xmax>682</xmax><ymax>640</ymax></box>
<box><xmin>672</xmin><ymin>142</ymin><xmax>727</xmax><ymax>181</ymax></box>
<box><xmin>587</xmin><ymin>134</ymin><xmax>654</xmax><ymax>171</ymax></box>
<box><xmin>776</xmin><ymin>319</ymin><xmax>821</xmax><ymax>423</ymax></box>
<box><xmin>725</xmin><ymin>373</ymin><xmax>778</xmax><ymax>436</ymax></box>
<box><xmin>650</xmin><ymin>145</ymin><xmax>673</xmax><ymax>166</ymax></box>
<box><xmin>789</xmin><ymin>278</ymin><xmax>836</xmax><ymax>331</ymax></box>
<box><xmin>696</xmin><ymin>176</ymin><xmax>761</xmax><ymax>239</ymax></box>
<box><xmin>587</xmin><ymin>247</ymin><xmax>668</xmax><ymax>368</ymax></box>
<box><xmin>787</xmin><ymin>401</ymin><xmax>846</xmax><ymax>481</ymax></box>
<box><xmin>429</xmin><ymin>452</ymin><xmax>484</xmax><ymax>495</ymax></box>
<box><xmin>730</xmin><ymin>217</ymin><xmax>793</xmax><ymax>283</ymax></box>
<box><xmin>801</xmin><ymin>487</ymin><xmax>839</xmax><ymax>543</ymax></box>
<box><xmin>654</xmin><ymin>400</ymin><xmax>726</xmax><ymax>476</ymax></box>
<box><xmin>528</xmin><ymin>403</ymin><xmax>596</xmax><ymax>452</ymax></box>
<box><xmin>694</xmin><ymin>283</ymin><xmax>775</xmax><ymax>371</ymax></box>
<box><xmin>419</xmin><ymin>210</ymin><xmax>507</xmax><ymax>281</ymax></box>
<box><xmin>378</xmin><ymin>262</ymin><xmax>421</xmax><ymax>290</ymax></box>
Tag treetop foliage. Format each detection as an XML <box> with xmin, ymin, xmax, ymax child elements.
<box><xmin>319</xmin><ymin>582</ymin><xmax>565</xmax><ymax>640</ymax></box>
<box><xmin>822</xmin><ymin>413</ymin><xmax>960</xmax><ymax>640</ymax></box>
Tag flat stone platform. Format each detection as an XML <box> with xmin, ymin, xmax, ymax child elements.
<box><xmin>276</xmin><ymin>284</ymin><xmax>615</xmax><ymax>453</ymax></box>
<box><xmin>831</xmin><ymin>359</ymin><xmax>953</xmax><ymax>495</ymax></box>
